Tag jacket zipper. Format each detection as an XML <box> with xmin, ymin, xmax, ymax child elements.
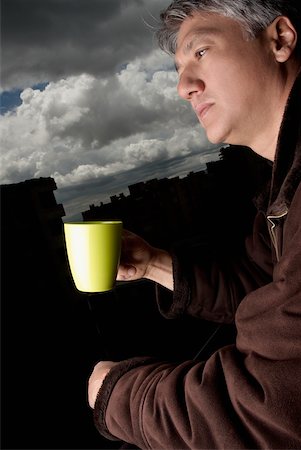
<box><xmin>267</xmin><ymin>210</ymin><xmax>288</xmax><ymax>262</ymax></box>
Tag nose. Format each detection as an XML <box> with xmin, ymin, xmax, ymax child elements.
<box><xmin>177</xmin><ymin>69</ymin><xmax>205</xmax><ymax>101</ymax></box>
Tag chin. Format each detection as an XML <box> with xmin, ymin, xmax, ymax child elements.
<box><xmin>205</xmin><ymin>125</ymin><xmax>232</xmax><ymax>146</ymax></box>
<box><xmin>206</xmin><ymin>131</ymin><xmax>225</xmax><ymax>145</ymax></box>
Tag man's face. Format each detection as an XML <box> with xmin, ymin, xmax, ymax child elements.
<box><xmin>175</xmin><ymin>12</ymin><xmax>282</xmax><ymax>149</ymax></box>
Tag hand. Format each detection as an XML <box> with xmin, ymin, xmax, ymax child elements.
<box><xmin>117</xmin><ymin>229</ymin><xmax>174</xmax><ymax>290</ymax></box>
<box><xmin>117</xmin><ymin>229</ymin><xmax>157</xmax><ymax>282</ymax></box>
<box><xmin>88</xmin><ymin>361</ymin><xmax>118</xmax><ymax>409</ymax></box>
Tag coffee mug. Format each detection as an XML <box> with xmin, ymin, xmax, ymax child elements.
<box><xmin>64</xmin><ymin>221</ymin><xmax>123</xmax><ymax>293</ymax></box>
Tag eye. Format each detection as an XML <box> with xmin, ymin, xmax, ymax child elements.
<box><xmin>195</xmin><ymin>48</ymin><xmax>207</xmax><ymax>59</ymax></box>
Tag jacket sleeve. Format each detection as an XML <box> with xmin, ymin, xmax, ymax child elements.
<box><xmin>93</xmin><ymin>343</ymin><xmax>301</xmax><ymax>449</ymax></box>
<box><xmin>156</xmin><ymin>211</ymin><xmax>273</xmax><ymax>323</ymax></box>
<box><xmin>93</xmin><ymin>191</ymin><xmax>301</xmax><ymax>448</ymax></box>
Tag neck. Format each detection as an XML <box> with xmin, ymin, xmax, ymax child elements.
<box><xmin>250</xmin><ymin>64</ymin><xmax>300</xmax><ymax>161</ymax></box>
<box><xmin>251</xmin><ymin>119</ymin><xmax>282</xmax><ymax>162</ymax></box>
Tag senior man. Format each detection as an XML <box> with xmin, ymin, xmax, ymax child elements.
<box><xmin>88</xmin><ymin>1</ymin><xmax>301</xmax><ymax>448</ymax></box>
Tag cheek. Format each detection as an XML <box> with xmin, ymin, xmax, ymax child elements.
<box><xmin>214</xmin><ymin>67</ymin><xmax>261</xmax><ymax>113</ymax></box>
<box><xmin>211</xmin><ymin>48</ymin><xmax>264</xmax><ymax>94</ymax></box>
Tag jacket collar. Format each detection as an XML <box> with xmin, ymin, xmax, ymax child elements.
<box><xmin>254</xmin><ymin>69</ymin><xmax>301</xmax><ymax>215</ymax></box>
<box><xmin>267</xmin><ymin>69</ymin><xmax>301</xmax><ymax>217</ymax></box>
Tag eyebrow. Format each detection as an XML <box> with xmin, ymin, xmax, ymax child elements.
<box><xmin>174</xmin><ymin>27</ymin><xmax>221</xmax><ymax>72</ymax></box>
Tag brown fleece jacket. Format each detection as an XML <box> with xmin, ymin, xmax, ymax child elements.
<box><xmin>92</xmin><ymin>71</ymin><xmax>301</xmax><ymax>449</ymax></box>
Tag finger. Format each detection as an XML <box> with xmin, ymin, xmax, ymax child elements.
<box><xmin>117</xmin><ymin>265</ymin><xmax>137</xmax><ymax>280</ymax></box>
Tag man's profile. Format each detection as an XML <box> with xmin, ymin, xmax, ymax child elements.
<box><xmin>87</xmin><ymin>1</ymin><xmax>301</xmax><ymax>448</ymax></box>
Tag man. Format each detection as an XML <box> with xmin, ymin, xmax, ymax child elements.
<box><xmin>88</xmin><ymin>1</ymin><xmax>301</xmax><ymax>448</ymax></box>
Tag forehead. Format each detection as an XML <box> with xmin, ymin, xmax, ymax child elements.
<box><xmin>176</xmin><ymin>12</ymin><xmax>244</xmax><ymax>53</ymax></box>
<box><xmin>179</xmin><ymin>27</ymin><xmax>221</xmax><ymax>54</ymax></box>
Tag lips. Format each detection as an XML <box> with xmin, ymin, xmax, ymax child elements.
<box><xmin>193</xmin><ymin>102</ymin><xmax>214</xmax><ymax>123</ymax></box>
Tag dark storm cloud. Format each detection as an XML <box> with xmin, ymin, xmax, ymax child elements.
<box><xmin>2</xmin><ymin>0</ymin><xmax>169</xmax><ymax>89</ymax></box>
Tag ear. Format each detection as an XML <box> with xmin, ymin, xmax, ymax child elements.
<box><xmin>266</xmin><ymin>16</ymin><xmax>297</xmax><ymax>62</ymax></box>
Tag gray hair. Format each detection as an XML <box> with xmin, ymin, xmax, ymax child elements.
<box><xmin>156</xmin><ymin>0</ymin><xmax>301</xmax><ymax>55</ymax></box>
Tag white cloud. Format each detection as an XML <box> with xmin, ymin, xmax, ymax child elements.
<box><xmin>1</xmin><ymin>53</ymin><xmax>217</xmax><ymax>193</ymax></box>
<box><xmin>52</xmin><ymin>161</ymin><xmax>132</xmax><ymax>186</ymax></box>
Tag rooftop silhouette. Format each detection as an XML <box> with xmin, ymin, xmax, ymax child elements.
<box><xmin>82</xmin><ymin>145</ymin><xmax>272</xmax><ymax>252</ymax></box>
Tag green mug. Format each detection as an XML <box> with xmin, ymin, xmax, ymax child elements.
<box><xmin>64</xmin><ymin>221</ymin><xmax>123</xmax><ymax>293</ymax></box>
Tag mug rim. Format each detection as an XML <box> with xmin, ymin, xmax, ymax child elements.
<box><xmin>64</xmin><ymin>220</ymin><xmax>122</xmax><ymax>225</ymax></box>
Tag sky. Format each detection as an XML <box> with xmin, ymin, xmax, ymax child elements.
<box><xmin>1</xmin><ymin>0</ymin><xmax>222</xmax><ymax>220</ymax></box>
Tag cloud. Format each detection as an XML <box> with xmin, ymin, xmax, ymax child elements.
<box><xmin>1</xmin><ymin>0</ymin><xmax>171</xmax><ymax>90</ymax></box>
<box><xmin>1</xmin><ymin>50</ymin><xmax>219</xmax><ymax>189</ymax></box>
<box><xmin>1</xmin><ymin>0</ymin><xmax>223</xmax><ymax>218</ymax></box>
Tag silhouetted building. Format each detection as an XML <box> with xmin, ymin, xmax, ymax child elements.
<box><xmin>1</xmin><ymin>177</ymin><xmax>106</xmax><ymax>449</ymax></box>
<box><xmin>82</xmin><ymin>145</ymin><xmax>272</xmax><ymax>252</ymax></box>
<box><xmin>1</xmin><ymin>177</ymin><xmax>68</xmax><ymax>290</ymax></box>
